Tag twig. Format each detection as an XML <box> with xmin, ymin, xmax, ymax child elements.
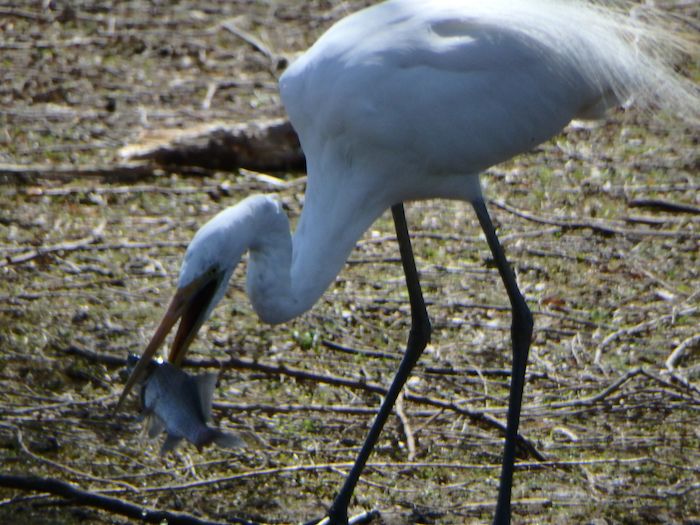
<box><xmin>65</xmin><ymin>345</ymin><xmax>545</xmax><ymax>461</ymax></box>
<box><xmin>595</xmin><ymin>306</ymin><xmax>698</xmax><ymax>363</ymax></box>
<box><xmin>618</xmin><ymin>250</ymin><xmax>687</xmax><ymax>299</ymax></box>
<box><xmin>1</xmin><ymin>232</ymin><xmax>102</xmax><ymax>267</ymax></box>
<box><xmin>214</xmin><ymin>401</ymin><xmax>382</xmax><ymax>416</ymax></box>
<box><xmin>20</xmin><ymin>183</ymin><xmax>221</xmax><ymax>197</ymax></box>
<box><xmin>237</xmin><ymin>167</ymin><xmax>306</xmax><ymax>189</ymax></box>
<box><xmin>310</xmin><ymin>509</ymin><xmax>381</xmax><ymax>525</ymax></box>
<box><xmin>639</xmin><ymin>367</ymin><xmax>700</xmax><ymax>398</ymax></box>
<box><xmin>135</xmin><ymin>457</ymin><xmax>671</xmax><ymax>495</ymax></box>
<box><xmin>666</xmin><ymin>482</ymin><xmax>700</xmax><ymax>497</ymax></box>
<box><xmin>348</xmin><ymin>510</ymin><xmax>381</xmax><ymax>525</ymax></box>
<box><xmin>2</xmin><ymin>393</ymin><xmax>114</xmax><ymax>416</ymax></box>
<box><xmin>220</xmin><ymin>20</ymin><xmax>283</xmax><ymax>70</ymax></box>
<box><xmin>201</xmin><ymin>82</ymin><xmax>218</xmax><ymax>110</ymax></box>
<box><xmin>526</xmin><ymin>368</ymin><xmax>644</xmax><ymax>414</ymax></box>
<box><xmin>490</xmin><ymin>198</ymin><xmax>700</xmax><ymax>239</ymax></box>
<box><xmin>395</xmin><ymin>392</ymin><xmax>416</xmax><ymax>461</ymax></box>
<box><xmin>0</xmin><ymin>239</ymin><xmax>188</xmax><ymax>263</ymax></box>
<box><xmin>524</xmin><ymin>246</ymin><xmax>604</xmax><ymax>264</ymax></box>
<box><xmin>376</xmin><ymin>295</ymin><xmax>616</xmax><ymax>331</ymax></box>
<box><xmin>0</xmin><ymin>36</ymin><xmax>110</xmax><ymax>50</ymax></box>
<box><xmin>137</xmin><ymin>462</ymin><xmax>487</xmax><ymax>495</ymax></box>
<box><xmin>665</xmin><ymin>333</ymin><xmax>700</xmax><ymax>370</ymax></box>
<box><xmin>628</xmin><ymin>198</ymin><xmax>700</xmax><ymax>214</ymax></box>
<box><xmin>0</xmin><ymin>474</ymin><xmax>252</xmax><ymax>525</ymax></box>
<box><xmin>138</xmin><ymin>463</ymin><xmax>359</xmax><ymax>493</ymax></box>
<box><xmin>64</xmin><ymin>345</ymin><xmax>125</xmax><ymax>367</ymax></box>
<box><xmin>0</xmin><ymin>7</ymin><xmax>51</xmax><ymax>21</ymax></box>
<box><xmin>213</xmin><ymin>358</ymin><xmax>545</xmax><ymax>460</ymax></box>
<box><xmin>572</xmin><ymin>367</ymin><xmax>642</xmax><ymax>404</ymax></box>
<box><xmin>321</xmin><ymin>339</ymin><xmax>399</xmax><ymax>360</ymax></box>
<box><xmin>456</xmin><ymin>497</ymin><xmax>552</xmax><ymax>512</ymax></box>
<box><xmin>528</xmin><ymin>367</ymin><xmax>700</xmax><ymax>416</ymax></box>
<box><xmin>13</xmin><ymin>426</ymin><xmax>138</xmax><ymax>493</ymax></box>
<box><xmin>0</xmin><ymin>162</ymin><xmax>155</xmax><ymax>184</ymax></box>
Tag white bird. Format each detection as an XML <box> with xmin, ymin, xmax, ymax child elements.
<box><xmin>118</xmin><ymin>1</ymin><xmax>698</xmax><ymax>523</ymax></box>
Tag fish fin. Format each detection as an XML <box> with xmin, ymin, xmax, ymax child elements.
<box><xmin>160</xmin><ymin>434</ymin><xmax>182</xmax><ymax>455</ymax></box>
<box><xmin>212</xmin><ymin>429</ymin><xmax>245</xmax><ymax>449</ymax></box>
<box><xmin>145</xmin><ymin>414</ymin><xmax>165</xmax><ymax>439</ymax></box>
<box><xmin>194</xmin><ymin>372</ymin><xmax>218</xmax><ymax>422</ymax></box>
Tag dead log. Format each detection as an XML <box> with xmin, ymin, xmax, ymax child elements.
<box><xmin>119</xmin><ymin>118</ymin><xmax>305</xmax><ymax>173</ymax></box>
<box><xmin>0</xmin><ymin>163</ymin><xmax>155</xmax><ymax>184</ymax></box>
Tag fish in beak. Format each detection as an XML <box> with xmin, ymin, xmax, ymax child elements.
<box><xmin>140</xmin><ymin>359</ymin><xmax>244</xmax><ymax>454</ymax></box>
<box><xmin>121</xmin><ymin>355</ymin><xmax>244</xmax><ymax>454</ymax></box>
<box><xmin>116</xmin><ymin>268</ymin><xmax>222</xmax><ymax>411</ymax></box>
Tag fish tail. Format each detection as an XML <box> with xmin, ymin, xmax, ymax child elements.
<box><xmin>160</xmin><ymin>434</ymin><xmax>183</xmax><ymax>455</ymax></box>
<box><xmin>212</xmin><ymin>429</ymin><xmax>245</xmax><ymax>449</ymax></box>
<box><xmin>194</xmin><ymin>427</ymin><xmax>245</xmax><ymax>450</ymax></box>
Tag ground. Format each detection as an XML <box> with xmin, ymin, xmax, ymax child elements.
<box><xmin>0</xmin><ymin>1</ymin><xmax>698</xmax><ymax>524</ymax></box>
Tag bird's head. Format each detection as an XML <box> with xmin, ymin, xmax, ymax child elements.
<box><xmin>116</xmin><ymin>204</ymin><xmax>250</xmax><ymax>410</ymax></box>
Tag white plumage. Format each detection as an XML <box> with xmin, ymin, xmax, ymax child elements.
<box><xmin>120</xmin><ymin>1</ymin><xmax>698</xmax><ymax>523</ymax></box>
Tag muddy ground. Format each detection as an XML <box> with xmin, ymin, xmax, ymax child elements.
<box><xmin>1</xmin><ymin>1</ymin><xmax>698</xmax><ymax>524</ymax></box>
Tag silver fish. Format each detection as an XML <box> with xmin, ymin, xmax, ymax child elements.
<box><xmin>128</xmin><ymin>356</ymin><xmax>244</xmax><ymax>454</ymax></box>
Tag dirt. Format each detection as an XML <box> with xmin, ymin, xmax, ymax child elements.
<box><xmin>1</xmin><ymin>1</ymin><xmax>698</xmax><ymax>524</ymax></box>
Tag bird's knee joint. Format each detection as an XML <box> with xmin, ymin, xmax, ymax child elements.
<box><xmin>409</xmin><ymin>315</ymin><xmax>431</xmax><ymax>350</ymax></box>
<box><xmin>514</xmin><ymin>302</ymin><xmax>533</xmax><ymax>333</ymax></box>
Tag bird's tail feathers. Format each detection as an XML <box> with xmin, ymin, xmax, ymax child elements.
<box><xmin>558</xmin><ymin>1</ymin><xmax>698</xmax><ymax>124</ymax></box>
<box><xmin>476</xmin><ymin>0</ymin><xmax>699</xmax><ymax>124</ymax></box>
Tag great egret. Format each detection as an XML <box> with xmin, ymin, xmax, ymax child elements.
<box><xmin>118</xmin><ymin>0</ymin><xmax>698</xmax><ymax>523</ymax></box>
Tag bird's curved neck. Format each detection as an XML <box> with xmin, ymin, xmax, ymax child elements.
<box><xmin>246</xmin><ymin>185</ymin><xmax>385</xmax><ymax>325</ymax></box>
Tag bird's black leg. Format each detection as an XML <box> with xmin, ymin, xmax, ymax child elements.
<box><xmin>325</xmin><ymin>203</ymin><xmax>431</xmax><ymax>525</ymax></box>
<box><xmin>472</xmin><ymin>198</ymin><xmax>533</xmax><ymax>525</ymax></box>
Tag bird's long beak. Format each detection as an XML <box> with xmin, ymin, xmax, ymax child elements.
<box><xmin>115</xmin><ymin>271</ymin><xmax>220</xmax><ymax>411</ymax></box>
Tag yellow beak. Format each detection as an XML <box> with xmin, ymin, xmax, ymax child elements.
<box><xmin>115</xmin><ymin>272</ymin><xmax>219</xmax><ymax>410</ymax></box>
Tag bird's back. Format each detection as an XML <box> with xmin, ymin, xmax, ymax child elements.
<box><xmin>281</xmin><ymin>0</ymin><xmax>697</xmax><ymax>200</ymax></box>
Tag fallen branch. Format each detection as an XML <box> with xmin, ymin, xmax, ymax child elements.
<box><xmin>321</xmin><ymin>339</ymin><xmax>400</xmax><ymax>361</ymax></box>
<box><xmin>0</xmin><ymin>162</ymin><xmax>155</xmax><ymax>184</ymax></box>
<box><xmin>595</xmin><ymin>306</ymin><xmax>698</xmax><ymax>363</ymax></box>
<box><xmin>0</xmin><ymin>474</ymin><xmax>254</xmax><ymax>525</ymax></box>
<box><xmin>395</xmin><ymin>392</ymin><xmax>417</xmax><ymax>461</ymax></box>
<box><xmin>310</xmin><ymin>510</ymin><xmax>381</xmax><ymax>525</ymax></box>
<box><xmin>0</xmin><ymin>240</ymin><xmax>188</xmax><ymax>266</ymax></box>
<box><xmin>0</xmin><ymin>231</ymin><xmax>103</xmax><ymax>268</ymax></box>
<box><xmin>119</xmin><ymin>119</ymin><xmax>304</xmax><ymax>173</ymax></box>
<box><xmin>133</xmin><ymin>457</ymin><xmax>670</xmax><ymax>495</ymax></box>
<box><xmin>527</xmin><ymin>367</ymin><xmax>700</xmax><ymax>417</ymax></box>
<box><xmin>221</xmin><ymin>21</ymin><xmax>285</xmax><ymax>70</ymax></box>
<box><xmin>136</xmin><ymin>461</ymin><xmax>497</xmax><ymax>495</ymax></box>
<box><xmin>526</xmin><ymin>367</ymin><xmax>644</xmax><ymax>415</ymax></box>
<box><xmin>21</xmin><ymin>183</ymin><xmax>221</xmax><ymax>197</ymax></box>
<box><xmin>213</xmin><ymin>401</ymin><xmax>425</xmax><ymax>417</ymax></box>
<box><xmin>628</xmin><ymin>198</ymin><xmax>700</xmax><ymax>214</ymax></box>
<box><xmin>0</xmin><ymin>7</ymin><xmax>52</xmax><ymax>22</ymax></box>
<box><xmin>665</xmin><ymin>333</ymin><xmax>700</xmax><ymax>370</ymax></box>
<box><xmin>65</xmin><ymin>345</ymin><xmax>545</xmax><ymax>460</ymax></box>
<box><xmin>490</xmin><ymin>198</ymin><xmax>700</xmax><ymax>239</ymax></box>
<box><xmin>348</xmin><ymin>510</ymin><xmax>381</xmax><ymax>525</ymax></box>
<box><xmin>11</xmin><ymin>426</ymin><xmax>138</xmax><ymax>492</ymax></box>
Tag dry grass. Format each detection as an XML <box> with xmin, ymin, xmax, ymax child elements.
<box><xmin>1</xmin><ymin>1</ymin><xmax>698</xmax><ymax>524</ymax></box>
